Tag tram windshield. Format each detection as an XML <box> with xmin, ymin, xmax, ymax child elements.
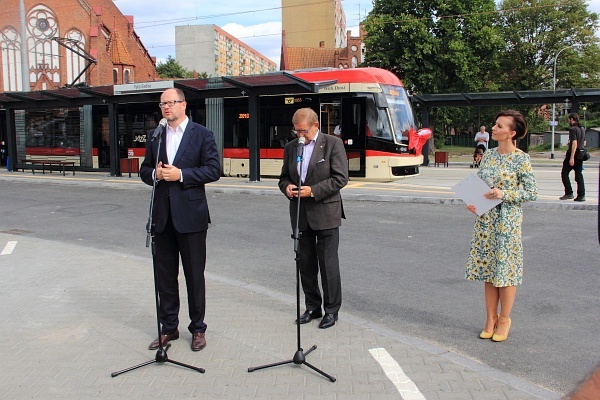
<box><xmin>381</xmin><ymin>85</ymin><xmax>415</xmax><ymax>144</ymax></box>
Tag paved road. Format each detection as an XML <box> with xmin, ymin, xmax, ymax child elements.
<box><xmin>0</xmin><ymin>165</ymin><xmax>598</xmax><ymax>399</ymax></box>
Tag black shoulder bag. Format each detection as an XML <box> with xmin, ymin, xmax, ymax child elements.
<box><xmin>574</xmin><ymin>127</ymin><xmax>590</xmax><ymax>162</ymax></box>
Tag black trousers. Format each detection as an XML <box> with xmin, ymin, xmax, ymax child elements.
<box><xmin>297</xmin><ymin>226</ymin><xmax>342</xmax><ymax>315</ymax></box>
<box><xmin>561</xmin><ymin>157</ymin><xmax>585</xmax><ymax>198</ymax></box>
<box><xmin>154</xmin><ymin>213</ymin><xmax>208</xmax><ymax>334</ymax></box>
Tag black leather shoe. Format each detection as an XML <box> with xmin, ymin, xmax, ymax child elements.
<box><xmin>148</xmin><ymin>329</ymin><xmax>179</xmax><ymax>350</ymax></box>
<box><xmin>318</xmin><ymin>313</ymin><xmax>338</xmax><ymax>329</ymax></box>
<box><xmin>559</xmin><ymin>194</ymin><xmax>574</xmax><ymax>200</ymax></box>
<box><xmin>574</xmin><ymin>196</ymin><xmax>586</xmax><ymax>202</ymax></box>
<box><xmin>296</xmin><ymin>310</ymin><xmax>322</xmax><ymax>324</ymax></box>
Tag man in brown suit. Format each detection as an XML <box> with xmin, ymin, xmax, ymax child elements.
<box><xmin>278</xmin><ymin>108</ymin><xmax>349</xmax><ymax>329</ymax></box>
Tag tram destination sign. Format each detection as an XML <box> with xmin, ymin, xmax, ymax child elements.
<box><xmin>114</xmin><ymin>81</ymin><xmax>174</xmax><ymax>95</ymax></box>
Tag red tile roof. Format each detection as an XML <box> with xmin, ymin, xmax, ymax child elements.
<box><xmin>283</xmin><ymin>47</ymin><xmax>338</xmax><ymax>70</ymax></box>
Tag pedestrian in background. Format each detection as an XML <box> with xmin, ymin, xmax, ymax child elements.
<box><xmin>465</xmin><ymin>110</ymin><xmax>538</xmax><ymax>342</ymax></box>
<box><xmin>560</xmin><ymin>113</ymin><xmax>586</xmax><ymax>202</ymax></box>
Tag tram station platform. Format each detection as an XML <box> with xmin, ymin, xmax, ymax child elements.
<box><xmin>1</xmin><ymin>156</ymin><xmax>597</xmax><ymax>210</ymax></box>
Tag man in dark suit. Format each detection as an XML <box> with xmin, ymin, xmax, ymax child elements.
<box><xmin>278</xmin><ymin>108</ymin><xmax>349</xmax><ymax>329</ymax></box>
<box><xmin>140</xmin><ymin>88</ymin><xmax>220</xmax><ymax>351</ymax></box>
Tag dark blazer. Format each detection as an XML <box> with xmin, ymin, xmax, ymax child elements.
<box><xmin>140</xmin><ymin>120</ymin><xmax>221</xmax><ymax>234</ymax></box>
<box><xmin>279</xmin><ymin>132</ymin><xmax>348</xmax><ymax>231</ymax></box>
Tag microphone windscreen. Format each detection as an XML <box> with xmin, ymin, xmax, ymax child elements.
<box><xmin>159</xmin><ymin>118</ymin><xmax>168</xmax><ymax>127</ymax></box>
<box><xmin>298</xmin><ymin>136</ymin><xmax>306</xmax><ymax>145</ymax></box>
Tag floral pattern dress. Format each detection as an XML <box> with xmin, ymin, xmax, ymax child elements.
<box><xmin>466</xmin><ymin>148</ymin><xmax>538</xmax><ymax>287</ymax></box>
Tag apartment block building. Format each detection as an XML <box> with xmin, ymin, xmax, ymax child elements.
<box><xmin>175</xmin><ymin>25</ymin><xmax>276</xmax><ymax>77</ymax></box>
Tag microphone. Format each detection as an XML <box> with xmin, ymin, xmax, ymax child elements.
<box><xmin>296</xmin><ymin>136</ymin><xmax>306</xmax><ymax>162</ymax></box>
<box><xmin>152</xmin><ymin>118</ymin><xmax>168</xmax><ymax>141</ymax></box>
<box><xmin>484</xmin><ymin>177</ymin><xmax>495</xmax><ymax>189</ymax></box>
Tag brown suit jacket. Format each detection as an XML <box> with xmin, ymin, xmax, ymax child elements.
<box><xmin>279</xmin><ymin>132</ymin><xmax>349</xmax><ymax>231</ymax></box>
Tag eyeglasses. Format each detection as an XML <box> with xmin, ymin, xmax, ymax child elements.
<box><xmin>159</xmin><ymin>100</ymin><xmax>184</xmax><ymax>108</ymax></box>
<box><xmin>292</xmin><ymin>129</ymin><xmax>310</xmax><ymax>135</ymax></box>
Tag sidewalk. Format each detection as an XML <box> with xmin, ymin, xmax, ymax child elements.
<box><xmin>0</xmin><ymin>233</ymin><xmax>560</xmax><ymax>400</ymax></box>
<box><xmin>0</xmin><ymin>168</ymin><xmax>578</xmax><ymax>399</ymax></box>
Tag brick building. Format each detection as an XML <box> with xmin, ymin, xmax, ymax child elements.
<box><xmin>0</xmin><ymin>0</ymin><xmax>158</xmax><ymax>92</ymax></box>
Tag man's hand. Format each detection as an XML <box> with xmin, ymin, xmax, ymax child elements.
<box><xmin>161</xmin><ymin>164</ymin><xmax>181</xmax><ymax>181</ymax></box>
<box><xmin>156</xmin><ymin>161</ymin><xmax>164</xmax><ymax>180</ymax></box>
<box><xmin>286</xmin><ymin>184</ymin><xmax>312</xmax><ymax>198</ymax></box>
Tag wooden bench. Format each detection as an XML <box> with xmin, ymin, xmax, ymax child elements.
<box><xmin>21</xmin><ymin>159</ymin><xmax>76</xmax><ymax>176</ymax></box>
<box><xmin>120</xmin><ymin>158</ymin><xmax>140</xmax><ymax>178</ymax></box>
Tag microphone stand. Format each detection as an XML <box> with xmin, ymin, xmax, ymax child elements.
<box><xmin>111</xmin><ymin>128</ymin><xmax>205</xmax><ymax>377</ymax></box>
<box><xmin>248</xmin><ymin>140</ymin><xmax>335</xmax><ymax>382</ymax></box>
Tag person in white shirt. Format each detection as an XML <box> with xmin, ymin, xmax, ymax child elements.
<box><xmin>474</xmin><ymin>126</ymin><xmax>490</xmax><ymax>149</ymax></box>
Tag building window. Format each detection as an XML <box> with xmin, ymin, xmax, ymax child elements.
<box><xmin>113</xmin><ymin>69</ymin><xmax>118</xmax><ymax>84</ymax></box>
<box><xmin>124</xmin><ymin>69</ymin><xmax>130</xmax><ymax>83</ymax></box>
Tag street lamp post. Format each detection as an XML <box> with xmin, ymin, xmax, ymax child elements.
<box><xmin>551</xmin><ymin>47</ymin><xmax>571</xmax><ymax>159</ymax></box>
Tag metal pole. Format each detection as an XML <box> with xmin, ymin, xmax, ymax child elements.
<box><xmin>19</xmin><ymin>0</ymin><xmax>30</xmax><ymax>92</ymax></box>
<box><xmin>551</xmin><ymin>46</ymin><xmax>570</xmax><ymax>160</ymax></box>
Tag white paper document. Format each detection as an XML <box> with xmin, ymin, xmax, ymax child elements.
<box><xmin>451</xmin><ymin>173</ymin><xmax>502</xmax><ymax>216</ymax></box>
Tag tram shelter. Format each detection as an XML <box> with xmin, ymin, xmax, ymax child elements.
<box><xmin>1</xmin><ymin>78</ymin><xmax>599</xmax><ymax>177</ymax></box>
<box><xmin>0</xmin><ymin>73</ymin><xmax>334</xmax><ymax>180</ymax></box>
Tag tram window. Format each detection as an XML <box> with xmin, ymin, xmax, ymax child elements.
<box><xmin>366</xmin><ymin>97</ymin><xmax>392</xmax><ymax>140</ymax></box>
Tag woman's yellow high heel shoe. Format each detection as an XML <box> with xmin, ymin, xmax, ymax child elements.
<box><xmin>479</xmin><ymin>315</ymin><xmax>498</xmax><ymax>339</ymax></box>
<box><xmin>492</xmin><ymin>317</ymin><xmax>512</xmax><ymax>342</ymax></box>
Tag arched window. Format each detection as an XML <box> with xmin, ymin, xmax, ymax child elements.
<box><xmin>65</xmin><ymin>29</ymin><xmax>86</xmax><ymax>85</ymax></box>
<box><xmin>124</xmin><ymin>69</ymin><xmax>130</xmax><ymax>84</ymax></box>
<box><xmin>0</xmin><ymin>27</ymin><xmax>22</xmax><ymax>91</ymax></box>
<box><xmin>27</xmin><ymin>5</ymin><xmax>60</xmax><ymax>86</ymax></box>
<box><xmin>113</xmin><ymin>69</ymin><xmax>118</xmax><ymax>84</ymax></box>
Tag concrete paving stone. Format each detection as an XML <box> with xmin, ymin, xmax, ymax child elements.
<box><xmin>349</xmin><ymin>381</ymin><xmax>390</xmax><ymax>394</ymax></box>
<box><xmin>368</xmin><ymin>393</ymin><xmax>409</xmax><ymax>400</ymax></box>
<box><xmin>436</xmin><ymin>391</ymin><xmax>476</xmax><ymax>400</ymax></box>
<box><xmin>448</xmin><ymin>378</ymin><xmax>486</xmax><ymax>391</ymax></box>
<box><xmin>465</xmin><ymin>388</ymin><xmax>514</xmax><ymax>400</ymax></box>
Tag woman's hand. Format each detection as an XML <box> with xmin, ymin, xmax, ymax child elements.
<box><xmin>466</xmin><ymin>204</ymin><xmax>477</xmax><ymax>214</ymax></box>
<box><xmin>484</xmin><ymin>188</ymin><xmax>503</xmax><ymax>200</ymax></box>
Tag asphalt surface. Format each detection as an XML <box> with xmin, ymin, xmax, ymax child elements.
<box><xmin>0</xmin><ymin>160</ymin><xmax>597</xmax><ymax>399</ymax></box>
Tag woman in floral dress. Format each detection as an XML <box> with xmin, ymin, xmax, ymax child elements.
<box><xmin>466</xmin><ymin>110</ymin><xmax>537</xmax><ymax>342</ymax></box>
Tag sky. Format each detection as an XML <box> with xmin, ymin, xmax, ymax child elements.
<box><xmin>114</xmin><ymin>0</ymin><xmax>600</xmax><ymax>69</ymax></box>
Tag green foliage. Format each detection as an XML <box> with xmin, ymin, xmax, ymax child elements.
<box><xmin>362</xmin><ymin>0</ymin><xmax>600</xmax><ymax>149</ymax></box>
<box><xmin>156</xmin><ymin>56</ymin><xmax>195</xmax><ymax>79</ymax></box>
<box><xmin>363</xmin><ymin>0</ymin><xmax>502</xmax><ymax>94</ymax></box>
<box><xmin>497</xmin><ymin>0</ymin><xmax>600</xmax><ymax>90</ymax></box>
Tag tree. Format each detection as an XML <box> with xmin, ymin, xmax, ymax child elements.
<box><xmin>363</xmin><ymin>0</ymin><xmax>503</xmax><ymax>94</ymax></box>
<box><xmin>362</xmin><ymin>0</ymin><xmax>504</xmax><ymax>147</ymax></box>
<box><xmin>156</xmin><ymin>56</ymin><xmax>204</xmax><ymax>79</ymax></box>
<box><xmin>497</xmin><ymin>0</ymin><xmax>600</xmax><ymax>91</ymax></box>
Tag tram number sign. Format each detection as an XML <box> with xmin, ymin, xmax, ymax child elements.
<box><xmin>549</xmin><ymin>121</ymin><xmax>558</xmax><ymax>126</ymax></box>
<box><xmin>284</xmin><ymin>97</ymin><xmax>294</xmax><ymax>105</ymax></box>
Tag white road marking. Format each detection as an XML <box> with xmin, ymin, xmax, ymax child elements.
<box><xmin>369</xmin><ymin>347</ymin><xmax>426</xmax><ymax>400</ymax></box>
<box><xmin>1</xmin><ymin>241</ymin><xmax>17</xmax><ymax>255</ymax></box>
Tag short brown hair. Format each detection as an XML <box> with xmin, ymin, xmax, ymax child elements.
<box><xmin>495</xmin><ymin>110</ymin><xmax>528</xmax><ymax>140</ymax></box>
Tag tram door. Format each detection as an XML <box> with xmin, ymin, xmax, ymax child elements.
<box><xmin>341</xmin><ymin>97</ymin><xmax>367</xmax><ymax>178</ymax></box>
